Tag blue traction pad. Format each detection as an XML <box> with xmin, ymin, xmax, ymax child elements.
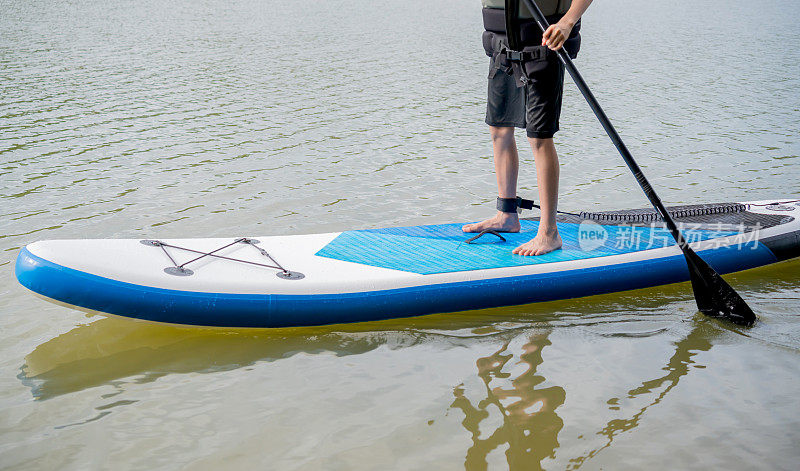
<box><xmin>315</xmin><ymin>220</ymin><xmax>739</xmax><ymax>275</ymax></box>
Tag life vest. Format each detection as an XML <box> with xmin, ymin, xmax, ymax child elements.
<box><xmin>481</xmin><ymin>0</ymin><xmax>581</xmax><ymax>87</ymax></box>
<box><xmin>481</xmin><ymin>0</ymin><xmax>571</xmax><ymax>18</ymax></box>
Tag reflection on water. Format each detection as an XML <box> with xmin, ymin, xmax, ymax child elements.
<box><xmin>452</xmin><ymin>320</ymin><xmax>721</xmax><ymax>470</ymax></box>
<box><xmin>21</xmin><ymin>317</ymin><xmax>390</xmax><ymax>401</ymax></box>
<box><xmin>452</xmin><ymin>332</ymin><xmax>564</xmax><ymax>471</ymax></box>
<box><xmin>568</xmin><ymin>322</ymin><xmax>715</xmax><ymax>469</ymax></box>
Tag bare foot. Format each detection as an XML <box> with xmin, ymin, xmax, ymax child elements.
<box><xmin>512</xmin><ymin>228</ymin><xmax>562</xmax><ymax>256</ymax></box>
<box><xmin>462</xmin><ymin>211</ymin><xmax>520</xmax><ymax>233</ymax></box>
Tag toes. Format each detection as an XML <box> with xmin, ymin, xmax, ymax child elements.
<box><xmin>516</xmin><ymin>244</ymin><xmax>544</xmax><ymax>256</ymax></box>
<box><xmin>515</xmin><ymin>246</ymin><xmax>532</xmax><ymax>256</ymax></box>
<box><xmin>513</xmin><ymin>238</ymin><xmax>562</xmax><ymax>256</ymax></box>
<box><xmin>513</xmin><ymin>241</ymin><xmax>532</xmax><ymax>256</ymax></box>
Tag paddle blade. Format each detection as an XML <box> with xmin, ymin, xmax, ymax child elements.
<box><xmin>683</xmin><ymin>247</ymin><xmax>756</xmax><ymax>326</ymax></box>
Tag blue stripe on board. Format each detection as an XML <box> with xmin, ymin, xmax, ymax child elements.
<box><xmin>315</xmin><ymin>221</ymin><xmax>740</xmax><ymax>274</ymax></box>
<box><xmin>15</xmin><ymin>243</ymin><xmax>777</xmax><ymax>328</ymax></box>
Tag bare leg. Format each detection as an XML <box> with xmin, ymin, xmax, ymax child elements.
<box><xmin>512</xmin><ymin>137</ymin><xmax>563</xmax><ymax>256</ymax></box>
<box><xmin>462</xmin><ymin>126</ymin><xmax>522</xmax><ymax>233</ymax></box>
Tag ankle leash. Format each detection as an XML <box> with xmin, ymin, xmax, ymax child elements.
<box><xmin>497</xmin><ymin>196</ymin><xmax>536</xmax><ymax>213</ymax></box>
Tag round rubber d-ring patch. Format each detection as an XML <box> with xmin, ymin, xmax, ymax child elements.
<box><xmin>164</xmin><ymin>267</ymin><xmax>193</xmax><ymax>276</ymax></box>
<box><xmin>276</xmin><ymin>271</ymin><xmax>305</xmax><ymax>280</ymax></box>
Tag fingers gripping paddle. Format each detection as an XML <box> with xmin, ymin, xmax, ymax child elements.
<box><xmin>520</xmin><ymin>0</ymin><xmax>756</xmax><ymax>326</ymax></box>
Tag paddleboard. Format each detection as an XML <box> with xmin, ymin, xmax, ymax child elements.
<box><xmin>15</xmin><ymin>199</ymin><xmax>800</xmax><ymax>327</ymax></box>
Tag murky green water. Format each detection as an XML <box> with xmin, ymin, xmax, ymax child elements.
<box><xmin>2</xmin><ymin>0</ymin><xmax>799</xmax><ymax>469</ymax></box>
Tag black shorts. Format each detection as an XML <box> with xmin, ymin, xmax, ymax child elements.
<box><xmin>485</xmin><ymin>51</ymin><xmax>565</xmax><ymax>139</ymax></box>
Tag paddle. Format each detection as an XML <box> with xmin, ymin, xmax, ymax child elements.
<box><xmin>519</xmin><ymin>0</ymin><xmax>756</xmax><ymax>326</ymax></box>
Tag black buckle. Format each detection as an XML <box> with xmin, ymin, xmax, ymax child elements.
<box><xmin>517</xmin><ymin>197</ymin><xmax>534</xmax><ymax>210</ymax></box>
<box><xmin>505</xmin><ymin>49</ymin><xmax>523</xmax><ymax>61</ymax></box>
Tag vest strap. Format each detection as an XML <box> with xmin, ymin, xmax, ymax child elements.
<box><xmin>489</xmin><ymin>46</ymin><xmax>552</xmax><ymax>87</ymax></box>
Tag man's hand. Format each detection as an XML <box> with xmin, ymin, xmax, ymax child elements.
<box><xmin>541</xmin><ymin>19</ymin><xmax>574</xmax><ymax>51</ymax></box>
<box><xmin>539</xmin><ymin>0</ymin><xmax>592</xmax><ymax>51</ymax></box>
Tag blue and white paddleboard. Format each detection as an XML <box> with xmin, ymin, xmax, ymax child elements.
<box><xmin>15</xmin><ymin>200</ymin><xmax>800</xmax><ymax>327</ymax></box>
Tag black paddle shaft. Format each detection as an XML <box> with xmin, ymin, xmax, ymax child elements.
<box><xmin>519</xmin><ymin>0</ymin><xmax>756</xmax><ymax>325</ymax></box>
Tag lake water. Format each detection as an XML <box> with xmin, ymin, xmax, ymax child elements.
<box><xmin>1</xmin><ymin>0</ymin><xmax>799</xmax><ymax>469</ymax></box>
